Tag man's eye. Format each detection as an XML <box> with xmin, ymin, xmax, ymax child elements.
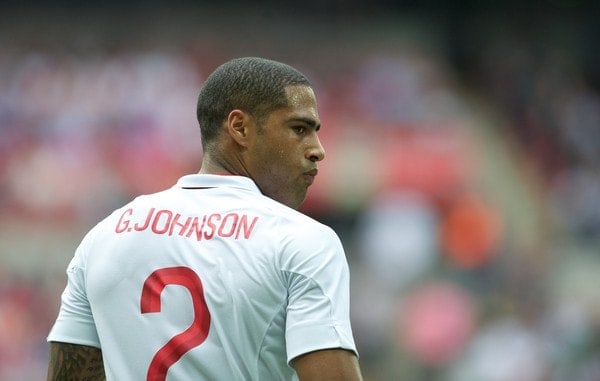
<box><xmin>294</xmin><ymin>126</ymin><xmax>306</xmax><ymax>134</ymax></box>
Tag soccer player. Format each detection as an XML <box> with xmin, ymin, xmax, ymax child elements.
<box><xmin>47</xmin><ymin>57</ymin><xmax>362</xmax><ymax>380</ymax></box>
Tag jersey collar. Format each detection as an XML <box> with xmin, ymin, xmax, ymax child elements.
<box><xmin>176</xmin><ymin>174</ymin><xmax>261</xmax><ymax>194</ymax></box>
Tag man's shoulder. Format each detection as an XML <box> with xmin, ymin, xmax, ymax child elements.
<box><xmin>258</xmin><ymin>196</ymin><xmax>322</xmax><ymax>225</ymax></box>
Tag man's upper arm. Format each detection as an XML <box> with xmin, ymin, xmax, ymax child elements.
<box><xmin>291</xmin><ymin>348</ymin><xmax>363</xmax><ymax>381</ymax></box>
<box><xmin>47</xmin><ymin>341</ymin><xmax>105</xmax><ymax>381</ymax></box>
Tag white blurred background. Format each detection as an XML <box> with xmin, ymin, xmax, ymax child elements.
<box><xmin>1</xmin><ymin>1</ymin><xmax>599</xmax><ymax>380</ymax></box>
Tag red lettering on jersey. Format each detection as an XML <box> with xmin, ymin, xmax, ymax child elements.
<box><xmin>204</xmin><ymin>213</ymin><xmax>221</xmax><ymax>240</ymax></box>
<box><xmin>236</xmin><ymin>215</ymin><xmax>259</xmax><ymax>239</ymax></box>
<box><xmin>115</xmin><ymin>208</ymin><xmax>133</xmax><ymax>233</ymax></box>
<box><xmin>151</xmin><ymin>210</ymin><xmax>173</xmax><ymax>234</ymax></box>
<box><xmin>186</xmin><ymin>215</ymin><xmax>207</xmax><ymax>240</ymax></box>
<box><xmin>218</xmin><ymin>213</ymin><xmax>238</xmax><ymax>238</ymax></box>
<box><xmin>135</xmin><ymin>208</ymin><xmax>156</xmax><ymax>231</ymax></box>
<box><xmin>115</xmin><ymin>208</ymin><xmax>259</xmax><ymax>241</ymax></box>
<box><xmin>169</xmin><ymin>213</ymin><xmax>192</xmax><ymax>236</ymax></box>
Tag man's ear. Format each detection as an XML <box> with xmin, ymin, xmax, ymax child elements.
<box><xmin>227</xmin><ymin>109</ymin><xmax>252</xmax><ymax>147</ymax></box>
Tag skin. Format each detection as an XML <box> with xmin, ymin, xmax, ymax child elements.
<box><xmin>47</xmin><ymin>342</ymin><xmax>105</xmax><ymax>381</ymax></box>
<box><xmin>292</xmin><ymin>348</ymin><xmax>363</xmax><ymax>381</ymax></box>
<box><xmin>47</xmin><ymin>85</ymin><xmax>362</xmax><ymax>380</ymax></box>
<box><xmin>200</xmin><ymin>85</ymin><xmax>325</xmax><ymax>209</ymax></box>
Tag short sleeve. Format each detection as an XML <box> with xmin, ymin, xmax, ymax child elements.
<box><xmin>282</xmin><ymin>223</ymin><xmax>357</xmax><ymax>363</ymax></box>
<box><xmin>47</xmin><ymin>234</ymin><xmax>101</xmax><ymax>348</ymax></box>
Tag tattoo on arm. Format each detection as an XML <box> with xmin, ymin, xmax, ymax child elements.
<box><xmin>47</xmin><ymin>342</ymin><xmax>106</xmax><ymax>381</ymax></box>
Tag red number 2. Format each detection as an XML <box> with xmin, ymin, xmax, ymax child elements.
<box><xmin>141</xmin><ymin>266</ymin><xmax>211</xmax><ymax>381</ymax></box>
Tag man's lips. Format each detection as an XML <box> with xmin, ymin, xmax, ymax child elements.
<box><xmin>303</xmin><ymin>168</ymin><xmax>318</xmax><ymax>185</ymax></box>
<box><xmin>304</xmin><ymin>168</ymin><xmax>318</xmax><ymax>177</ymax></box>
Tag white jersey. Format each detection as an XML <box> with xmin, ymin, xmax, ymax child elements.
<box><xmin>48</xmin><ymin>174</ymin><xmax>357</xmax><ymax>380</ymax></box>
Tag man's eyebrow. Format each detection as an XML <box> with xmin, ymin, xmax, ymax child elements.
<box><xmin>288</xmin><ymin>117</ymin><xmax>321</xmax><ymax>131</ymax></box>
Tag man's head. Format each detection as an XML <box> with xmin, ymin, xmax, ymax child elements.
<box><xmin>197</xmin><ymin>57</ymin><xmax>312</xmax><ymax>150</ymax></box>
<box><xmin>196</xmin><ymin>57</ymin><xmax>325</xmax><ymax>209</ymax></box>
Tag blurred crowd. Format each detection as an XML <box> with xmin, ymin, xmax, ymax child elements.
<box><xmin>1</xmin><ymin>4</ymin><xmax>599</xmax><ymax>380</ymax></box>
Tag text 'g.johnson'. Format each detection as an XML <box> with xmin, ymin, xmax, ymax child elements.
<box><xmin>115</xmin><ymin>208</ymin><xmax>259</xmax><ymax>241</ymax></box>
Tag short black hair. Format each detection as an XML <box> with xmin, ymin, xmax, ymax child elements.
<box><xmin>196</xmin><ymin>57</ymin><xmax>311</xmax><ymax>149</ymax></box>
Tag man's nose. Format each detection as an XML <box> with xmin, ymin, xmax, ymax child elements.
<box><xmin>307</xmin><ymin>135</ymin><xmax>325</xmax><ymax>162</ymax></box>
